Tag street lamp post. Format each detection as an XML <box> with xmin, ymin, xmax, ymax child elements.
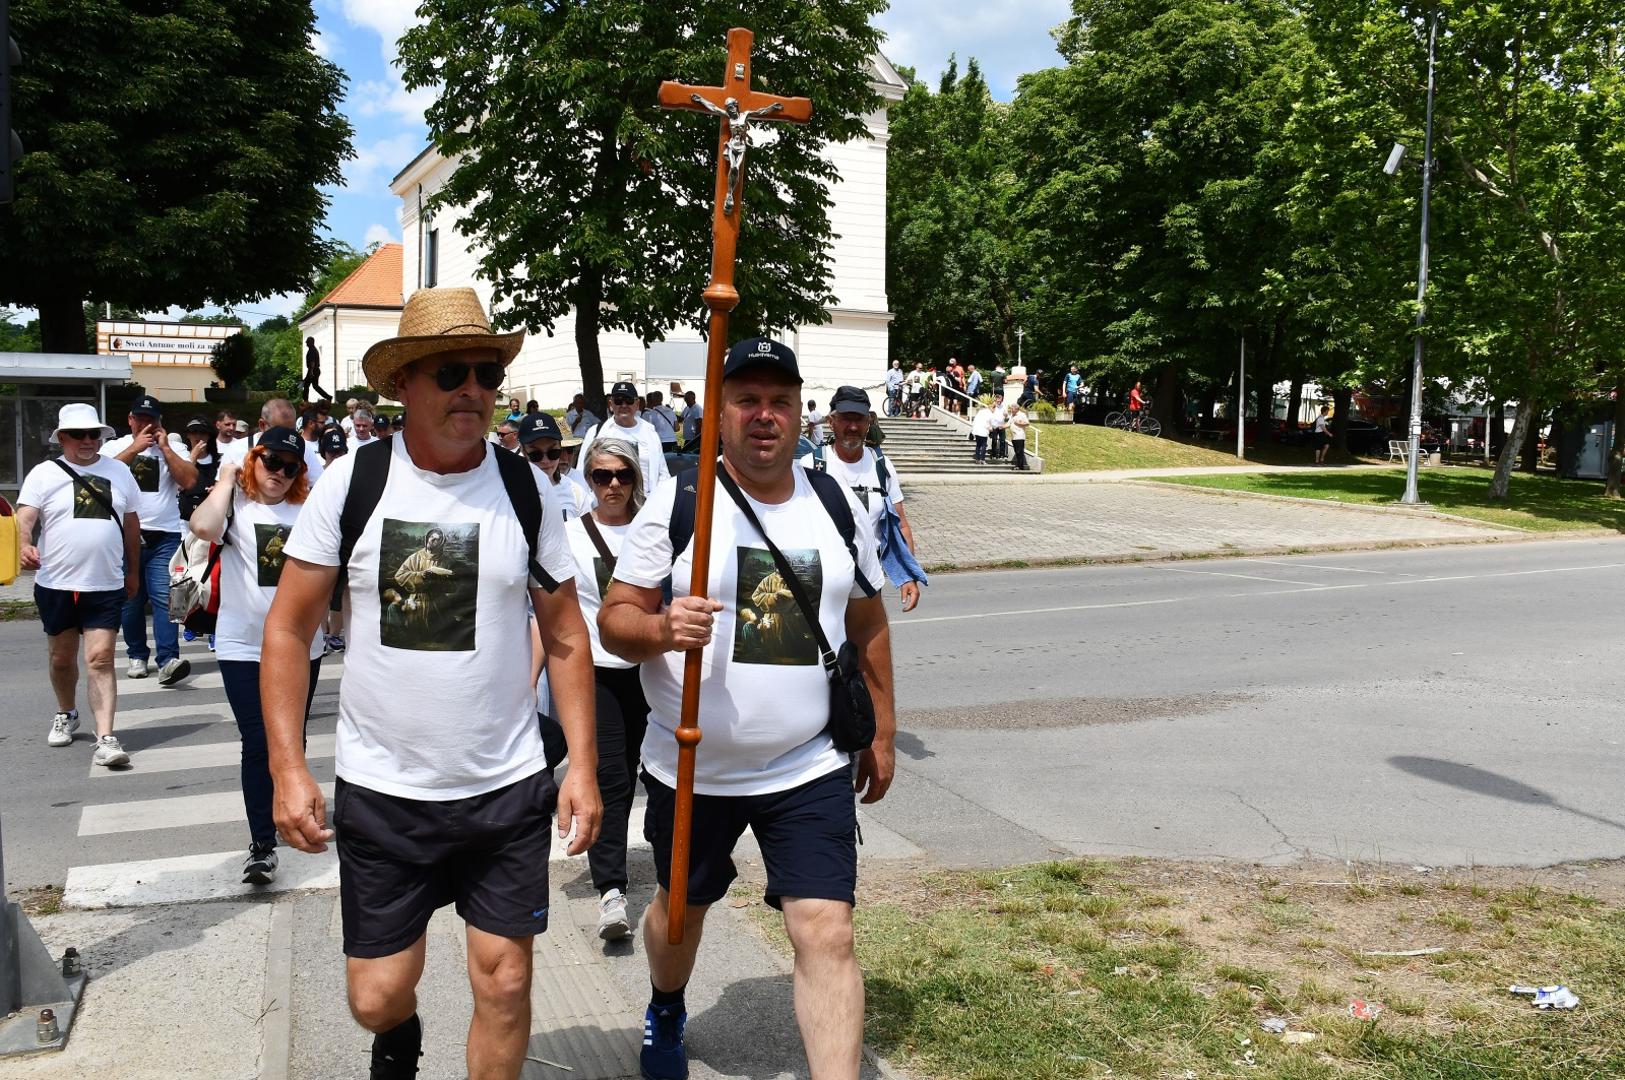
<box><xmin>1400</xmin><ymin>11</ymin><xmax>1440</xmax><ymax>505</ymax></box>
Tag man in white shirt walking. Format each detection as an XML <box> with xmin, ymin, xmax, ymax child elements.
<box><xmin>577</xmin><ymin>381</ymin><xmax>670</xmax><ymax>497</ymax></box>
<box><xmin>565</xmin><ymin>393</ymin><xmax>599</xmax><ymax>440</ymax></box>
<box><xmin>101</xmin><ymin>394</ymin><xmax>197</xmax><ymax>685</ymax></box>
<box><xmin>17</xmin><ymin>404</ymin><xmax>142</xmax><ymax>766</ymax></box>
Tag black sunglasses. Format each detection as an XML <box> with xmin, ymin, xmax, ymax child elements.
<box><xmin>59</xmin><ymin>429</ymin><xmax>102</xmax><ymax>441</ymax></box>
<box><xmin>261</xmin><ymin>454</ymin><xmax>303</xmax><ymax>478</ymax></box>
<box><xmin>589</xmin><ymin>467</ymin><xmax>636</xmax><ymax>487</ymax></box>
<box><xmin>431</xmin><ymin>360</ymin><xmax>505</xmax><ymax>392</ymax></box>
<box><xmin>610</xmin><ymin>395</ymin><xmax>636</xmax><ymax>406</ymax></box>
<box><xmin>527</xmin><ymin>447</ymin><xmax>563</xmax><ymax>462</ymax></box>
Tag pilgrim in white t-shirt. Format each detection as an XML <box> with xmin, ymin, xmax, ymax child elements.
<box><xmin>562</xmin><ymin>516</ymin><xmax>631</xmax><ymax>669</ymax></box>
<box><xmin>17</xmin><ymin>456</ymin><xmax>140</xmax><ymax>592</ymax></box>
<box><xmin>577</xmin><ymin>417</ymin><xmax>669</xmax><ymax>496</ymax></box>
<box><xmin>612</xmin><ymin>469</ymin><xmax>882</xmax><ymax>797</ymax></box>
<box><xmin>798</xmin><ymin>447</ymin><xmax>904</xmax><ymax>547</ymax></box>
<box><xmin>282</xmin><ymin>437</ymin><xmax>576</xmax><ymax>800</ymax></box>
<box><xmin>101</xmin><ymin>431</ymin><xmax>188</xmax><ymax>533</ymax></box>
<box><xmin>214</xmin><ymin>489</ymin><xmax>325</xmax><ymax>663</ymax></box>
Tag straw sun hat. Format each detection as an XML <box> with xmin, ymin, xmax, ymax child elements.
<box><xmin>360</xmin><ymin>287</ymin><xmax>524</xmax><ymax>392</ymax></box>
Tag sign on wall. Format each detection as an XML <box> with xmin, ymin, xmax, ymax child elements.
<box><xmin>97</xmin><ymin>321</ymin><xmax>242</xmax><ymax>365</ymax></box>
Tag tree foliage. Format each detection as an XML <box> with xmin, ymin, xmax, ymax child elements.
<box><xmin>0</xmin><ymin>0</ymin><xmax>353</xmax><ymax>353</ymax></box>
<box><xmin>209</xmin><ymin>331</ymin><xmax>256</xmax><ymax>388</ymax></box>
<box><xmin>398</xmin><ymin>0</ymin><xmax>885</xmax><ymax>414</ymax></box>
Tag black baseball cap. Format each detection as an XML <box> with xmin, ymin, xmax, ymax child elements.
<box><xmin>723</xmin><ymin>338</ymin><xmax>801</xmax><ymax>383</ymax></box>
<box><xmin>518</xmin><ymin>411</ymin><xmax>562</xmax><ymax>444</ymax></box>
<box><xmin>610</xmin><ymin>381</ymin><xmax>638</xmax><ymax>400</ymax></box>
<box><xmin>257</xmin><ymin>426</ymin><xmax>304</xmax><ymax>457</ymax></box>
<box><xmin>829</xmin><ymin>385</ymin><xmax>871</xmax><ymax>414</ymax></box>
<box><xmin>130</xmin><ymin>394</ymin><xmax>162</xmax><ymax>417</ymax></box>
<box><xmin>319</xmin><ymin>427</ymin><xmax>348</xmax><ymax>456</ymax></box>
<box><xmin>298</xmin><ymin>410</ymin><xmax>318</xmax><ymax>428</ymax></box>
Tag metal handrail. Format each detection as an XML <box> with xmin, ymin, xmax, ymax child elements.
<box><xmin>932</xmin><ymin>381</ymin><xmax>1040</xmax><ymax>455</ymax></box>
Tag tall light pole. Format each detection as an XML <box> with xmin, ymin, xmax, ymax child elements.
<box><xmin>1237</xmin><ymin>337</ymin><xmax>1246</xmax><ymax>460</ymax></box>
<box><xmin>1399</xmin><ymin>10</ymin><xmax>1440</xmax><ymax>505</ymax></box>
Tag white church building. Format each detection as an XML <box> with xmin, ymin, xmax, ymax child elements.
<box><xmin>382</xmin><ymin>52</ymin><xmax>907</xmax><ymax>407</ymax></box>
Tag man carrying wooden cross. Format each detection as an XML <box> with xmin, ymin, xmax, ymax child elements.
<box><xmin>598</xmin><ymin>30</ymin><xmax>898</xmax><ymax>1080</ymax></box>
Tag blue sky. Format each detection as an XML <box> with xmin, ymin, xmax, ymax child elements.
<box><xmin>112</xmin><ymin>1</ymin><xmax>1074</xmax><ymax>325</ymax></box>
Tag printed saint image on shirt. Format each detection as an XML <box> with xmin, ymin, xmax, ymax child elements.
<box><xmin>592</xmin><ymin>556</ymin><xmax>612</xmax><ymax>601</ymax></box>
<box><xmin>128</xmin><ymin>454</ymin><xmax>160</xmax><ymax>493</ymax></box>
<box><xmin>733</xmin><ymin>545</ymin><xmax>821</xmax><ymax>666</ymax></box>
<box><xmin>377</xmin><ymin>519</ymin><xmax>480</xmax><ymax>652</ymax></box>
<box><xmin>71</xmin><ymin>475</ymin><xmax>115</xmax><ymax>520</ymax></box>
<box><xmin>255</xmin><ymin>523</ymin><xmax>292</xmax><ymax>587</ymax></box>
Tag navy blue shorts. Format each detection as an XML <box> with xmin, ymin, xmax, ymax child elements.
<box><xmin>642</xmin><ymin>765</ymin><xmax>858</xmax><ymax>910</ymax></box>
<box><xmin>333</xmin><ymin>769</ymin><xmax>557</xmax><ymax>958</ymax></box>
<box><xmin>35</xmin><ymin>584</ymin><xmax>124</xmax><ymax>636</ymax></box>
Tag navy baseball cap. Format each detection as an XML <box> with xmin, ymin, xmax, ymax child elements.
<box><xmin>319</xmin><ymin>427</ymin><xmax>348</xmax><ymax>456</ymax></box>
<box><xmin>518</xmin><ymin>411</ymin><xmax>562</xmax><ymax>444</ymax></box>
<box><xmin>257</xmin><ymin>426</ymin><xmax>304</xmax><ymax>457</ymax></box>
<box><xmin>723</xmin><ymin>338</ymin><xmax>801</xmax><ymax>383</ymax></box>
<box><xmin>130</xmin><ymin>394</ymin><xmax>162</xmax><ymax>417</ymax></box>
<box><xmin>184</xmin><ymin>416</ymin><xmax>209</xmax><ymax>432</ymax></box>
<box><xmin>829</xmin><ymin>385</ymin><xmax>871</xmax><ymax>414</ymax></box>
<box><xmin>610</xmin><ymin>381</ymin><xmax>638</xmax><ymax>400</ymax></box>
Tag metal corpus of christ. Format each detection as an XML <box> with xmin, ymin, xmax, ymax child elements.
<box><xmin>656</xmin><ymin>29</ymin><xmax>813</xmax><ymax>944</ymax></box>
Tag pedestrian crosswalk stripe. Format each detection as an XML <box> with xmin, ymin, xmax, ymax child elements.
<box><xmin>78</xmin><ymin>782</ymin><xmax>337</xmax><ymax>836</ymax></box>
<box><xmin>118</xmin><ymin>661</ymin><xmax>345</xmax><ymax>697</ymax></box>
<box><xmin>113</xmin><ymin>692</ymin><xmax>338</xmax><ymax>730</ymax></box>
<box><xmin>63</xmin><ymin>847</ymin><xmax>339</xmax><ymax>909</ymax></box>
<box><xmin>88</xmin><ymin>733</ymin><xmax>337</xmax><ymax>779</ymax></box>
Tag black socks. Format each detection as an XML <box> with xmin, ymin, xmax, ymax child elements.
<box><xmin>650</xmin><ymin>983</ymin><xmax>687</xmax><ymax>1011</ymax></box>
<box><xmin>370</xmin><ymin>1013</ymin><xmax>423</xmax><ymax>1079</ymax></box>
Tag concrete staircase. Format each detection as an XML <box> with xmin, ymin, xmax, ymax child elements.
<box><xmin>876</xmin><ymin>415</ymin><xmax>996</xmax><ymax>475</ymax></box>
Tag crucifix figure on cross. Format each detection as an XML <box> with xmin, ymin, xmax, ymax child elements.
<box><xmin>653</xmin><ymin>29</ymin><xmax>812</xmax><ymax>946</ymax></box>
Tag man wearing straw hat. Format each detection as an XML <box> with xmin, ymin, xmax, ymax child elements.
<box><xmin>16</xmin><ymin>404</ymin><xmax>143</xmax><ymax>766</ymax></box>
<box><xmin>261</xmin><ymin>287</ymin><xmax>603</xmax><ymax>1080</ymax></box>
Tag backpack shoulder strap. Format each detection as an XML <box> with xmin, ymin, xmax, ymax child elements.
<box><xmin>803</xmin><ymin>466</ymin><xmax>877</xmax><ymax>597</ymax></box>
<box><xmin>334</xmin><ymin>439</ymin><xmax>392</xmax><ymax>606</ymax></box>
<box><xmin>53</xmin><ymin>459</ymin><xmax>119</xmax><ymax>520</ymax></box>
<box><xmin>871</xmin><ymin>450</ymin><xmax>892</xmax><ymax>497</ymax></box>
<box><xmin>493</xmin><ymin>444</ymin><xmax>557</xmax><ymax>592</ymax></box>
<box><xmin>812</xmin><ymin>441</ymin><xmax>826</xmax><ymax>471</ymax></box>
<box><xmin>666</xmin><ymin>465</ymin><xmax>701</xmax><ymax>566</ymax></box>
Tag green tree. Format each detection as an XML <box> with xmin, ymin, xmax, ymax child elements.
<box><xmin>0</xmin><ymin>308</ymin><xmax>40</xmax><ymax>352</ymax></box>
<box><xmin>0</xmin><ymin>0</ymin><xmax>353</xmax><ymax>353</ymax></box>
<box><xmin>398</xmin><ymin>0</ymin><xmax>884</xmax><ymax>415</ymax></box>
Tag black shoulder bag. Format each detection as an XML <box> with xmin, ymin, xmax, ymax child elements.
<box><xmin>716</xmin><ymin>470</ymin><xmax>876</xmax><ymax>754</ymax></box>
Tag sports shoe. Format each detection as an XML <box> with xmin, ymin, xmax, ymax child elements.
<box><xmin>597</xmin><ymin>888</ymin><xmax>632</xmax><ymax>940</ymax></box>
<box><xmin>126</xmin><ymin>658</ymin><xmax>150</xmax><ymax>679</ymax></box>
<box><xmin>324</xmin><ymin>633</ymin><xmax>345</xmax><ymax>654</ymax></box>
<box><xmin>157</xmin><ymin>658</ymin><xmax>192</xmax><ymax>686</ymax></box>
<box><xmin>207</xmin><ymin>634</ymin><xmax>216</xmax><ymax>652</ymax></box>
<box><xmin>243</xmin><ymin>844</ymin><xmax>278</xmax><ymax>885</ymax></box>
<box><xmin>92</xmin><ymin>735</ymin><xmax>130</xmax><ymax>768</ymax></box>
<box><xmin>47</xmin><ymin>709</ymin><xmax>80</xmax><ymax>748</ymax></box>
<box><xmin>640</xmin><ymin>1003</ymin><xmax>688</xmax><ymax>1080</ymax></box>
<box><xmin>370</xmin><ymin>1013</ymin><xmax>422</xmax><ymax>1079</ymax></box>
<box><xmin>182</xmin><ymin>627</ymin><xmax>197</xmax><ymax>642</ymax></box>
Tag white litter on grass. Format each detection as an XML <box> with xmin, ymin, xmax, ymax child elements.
<box><xmin>1509</xmin><ymin>985</ymin><xmax>1580</xmax><ymax>1010</ymax></box>
<box><xmin>1259</xmin><ymin>1018</ymin><xmax>1288</xmax><ymax>1034</ymax></box>
<box><xmin>1281</xmin><ymin>1031</ymin><xmax>1318</xmax><ymax>1046</ymax></box>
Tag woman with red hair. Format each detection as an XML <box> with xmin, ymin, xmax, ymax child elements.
<box><xmin>189</xmin><ymin>427</ymin><xmax>325</xmax><ymax>886</ymax></box>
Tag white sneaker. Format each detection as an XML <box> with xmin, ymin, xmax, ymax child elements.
<box><xmin>92</xmin><ymin>735</ymin><xmax>130</xmax><ymax>768</ymax></box>
<box><xmin>157</xmin><ymin>658</ymin><xmax>192</xmax><ymax>686</ymax></box>
<box><xmin>597</xmin><ymin>889</ymin><xmax>632</xmax><ymax>940</ymax></box>
<box><xmin>126</xmin><ymin>658</ymin><xmax>149</xmax><ymax>679</ymax></box>
<box><xmin>47</xmin><ymin>710</ymin><xmax>80</xmax><ymax>747</ymax></box>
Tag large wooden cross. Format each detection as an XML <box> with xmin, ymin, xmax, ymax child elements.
<box><xmin>657</xmin><ymin>29</ymin><xmax>812</xmax><ymax>944</ymax></box>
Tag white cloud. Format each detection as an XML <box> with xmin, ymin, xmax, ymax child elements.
<box><xmin>342</xmin><ymin>132</ymin><xmax>423</xmax><ymax>194</ymax></box>
<box><xmin>876</xmin><ymin>0</ymin><xmax>1072</xmax><ymax>99</ymax></box>
<box><xmin>353</xmin><ymin>77</ymin><xmax>437</xmax><ymax>125</ymax></box>
<box><xmin>310</xmin><ymin>27</ymin><xmax>338</xmax><ymax>60</ymax></box>
<box><xmin>363</xmin><ymin>223</ymin><xmax>399</xmax><ymax>248</ymax></box>
<box><xmin>339</xmin><ymin>0</ymin><xmax>421</xmax><ymax>59</ymax></box>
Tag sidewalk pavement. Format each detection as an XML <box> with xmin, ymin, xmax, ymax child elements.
<box><xmin>903</xmin><ymin>461</ymin><xmax>1400</xmax><ymax>485</ymax></box>
<box><xmin>10</xmin><ymin>855</ymin><xmax>899</xmax><ymax>1080</ymax></box>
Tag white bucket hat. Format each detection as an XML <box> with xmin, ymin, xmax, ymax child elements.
<box><xmin>52</xmin><ymin>402</ymin><xmax>116</xmax><ymax>443</ymax></box>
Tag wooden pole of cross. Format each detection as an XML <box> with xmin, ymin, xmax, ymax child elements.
<box><xmin>656</xmin><ymin>29</ymin><xmax>812</xmax><ymax>944</ymax></box>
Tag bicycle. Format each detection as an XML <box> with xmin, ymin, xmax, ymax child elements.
<box><xmin>884</xmin><ymin>388</ymin><xmax>903</xmax><ymax>418</ymax></box>
<box><xmin>1104</xmin><ymin>398</ymin><xmax>1162</xmax><ymax>438</ymax></box>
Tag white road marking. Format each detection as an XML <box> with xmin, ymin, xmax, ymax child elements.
<box><xmin>89</xmin><ymin>733</ymin><xmax>336</xmax><ymax>779</ymax></box>
<box><xmin>79</xmin><ymin>782</ymin><xmax>337</xmax><ymax>836</ymax></box>
<box><xmin>898</xmin><ymin>562</ymin><xmax>1625</xmax><ymax>627</ymax></box>
<box><xmin>118</xmin><ymin>662</ymin><xmax>343</xmax><ymax>697</ymax></box>
<box><xmin>114</xmin><ymin>692</ymin><xmax>338</xmax><ymax>730</ymax></box>
<box><xmin>1234</xmin><ymin>558</ymin><xmax>1392</xmax><ymax>575</ymax></box>
<box><xmin>63</xmin><ymin>847</ymin><xmax>340</xmax><ymax>909</ymax></box>
<box><xmin>1155</xmin><ymin>566</ymin><xmax>1326</xmax><ymax>586</ymax></box>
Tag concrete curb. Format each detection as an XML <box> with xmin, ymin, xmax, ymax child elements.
<box><xmin>1121</xmin><ymin>477</ymin><xmax>1532</xmax><ymax>532</ymax></box>
<box><xmin>902</xmin><ymin>463</ymin><xmax>1397</xmax><ymax>486</ymax></box>
<box><xmin>259</xmin><ymin>901</ymin><xmax>295</xmax><ymax>1080</ymax></box>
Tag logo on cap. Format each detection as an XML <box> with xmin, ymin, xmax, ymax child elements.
<box><xmin>755</xmin><ymin>340</ymin><xmax>773</xmax><ymax>355</ymax></box>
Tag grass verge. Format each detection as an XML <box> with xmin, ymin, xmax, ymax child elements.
<box><xmin>826</xmin><ymin>859</ymin><xmax>1625</xmax><ymax>1079</ymax></box>
<box><xmin>1157</xmin><ymin>468</ymin><xmax>1625</xmax><ymax>533</ymax></box>
<box><xmin>1030</xmin><ymin>424</ymin><xmax>1380</xmax><ymax>473</ymax></box>
<box><xmin>0</xmin><ymin>598</ymin><xmax>37</xmax><ymax>621</ymax></box>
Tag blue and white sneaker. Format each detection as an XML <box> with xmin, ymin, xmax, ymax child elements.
<box><xmin>640</xmin><ymin>1003</ymin><xmax>688</xmax><ymax>1080</ymax></box>
<box><xmin>182</xmin><ymin>628</ymin><xmax>197</xmax><ymax>642</ymax></box>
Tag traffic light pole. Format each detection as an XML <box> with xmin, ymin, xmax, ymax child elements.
<box><xmin>0</xmin><ymin>810</ymin><xmax>86</xmax><ymax>1055</ymax></box>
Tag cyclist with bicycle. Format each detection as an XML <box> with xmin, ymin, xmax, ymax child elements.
<box><xmin>1128</xmin><ymin>381</ymin><xmax>1146</xmax><ymax>431</ymax></box>
<box><xmin>885</xmin><ymin>360</ymin><xmax>904</xmax><ymax>416</ymax></box>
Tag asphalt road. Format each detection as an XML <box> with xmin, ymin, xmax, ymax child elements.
<box><xmin>3</xmin><ymin>536</ymin><xmax>1624</xmax><ymax>895</ymax></box>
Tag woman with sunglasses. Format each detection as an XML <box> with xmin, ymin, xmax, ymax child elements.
<box><xmin>189</xmin><ymin>427</ymin><xmax>326</xmax><ymax>886</ymax></box>
<box><xmin>561</xmin><ymin>438</ymin><xmax>649</xmax><ymax>940</ymax></box>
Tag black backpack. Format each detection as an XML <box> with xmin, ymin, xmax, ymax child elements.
<box><xmin>333</xmin><ymin>440</ymin><xmax>559</xmax><ymax>607</ymax></box>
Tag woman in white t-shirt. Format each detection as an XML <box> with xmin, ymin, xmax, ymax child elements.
<box><xmin>1010</xmin><ymin>404</ymin><xmax>1030</xmax><ymax>471</ymax></box>
<box><xmin>561</xmin><ymin>438</ymin><xmax>648</xmax><ymax>941</ymax></box>
<box><xmin>189</xmin><ymin>427</ymin><xmax>326</xmax><ymax>888</ymax></box>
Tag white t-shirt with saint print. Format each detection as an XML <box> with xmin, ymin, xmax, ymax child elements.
<box><xmin>613</xmin><ymin>468</ymin><xmax>883</xmax><ymax>797</ymax></box>
<box><xmin>215</xmin><ymin>489</ymin><xmax>325</xmax><ymax>663</ymax></box>
<box><xmin>101</xmin><ymin>433</ymin><xmax>188</xmax><ymax>534</ymax></box>
<box><xmin>283</xmin><ymin>437</ymin><xmax>575</xmax><ymax>800</ymax></box>
<box><xmin>563</xmin><ymin>516</ymin><xmax>632</xmax><ymax>669</ymax></box>
<box><xmin>798</xmin><ymin>448</ymin><xmax>904</xmax><ymax>549</ymax></box>
<box><xmin>578</xmin><ymin>417</ymin><xmax>670</xmax><ymax>496</ymax></box>
<box><xmin>17</xmin><ymin>456</ymin><xmax>140</xmax><ymax>592</ymax></box>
